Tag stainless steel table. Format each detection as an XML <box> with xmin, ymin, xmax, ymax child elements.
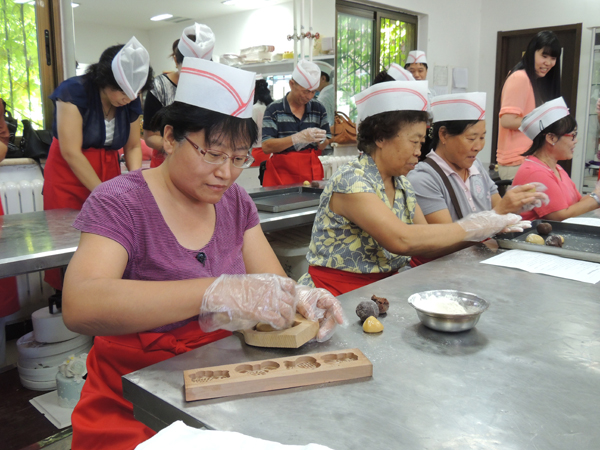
<box><xmin>0</xmin><ymin>208</ymin><xmax>80</xmax><ymax>278</ymax></box>
<box><xmin>123</xmin><ymin>245</ymin><xmax>600</xmax><ymax>449</ymax></box>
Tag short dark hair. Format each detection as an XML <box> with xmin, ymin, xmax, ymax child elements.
<box><xmin>431</xmin><ymin>120</ymin><xmax>481</xmax><ymax>151</ymax></box>
<box><xmin>357</xmin><ymin>110</ymin><xmax>428</xmax><ymax>155</ymax></box>
<box><xmin>404</xmin><ymin>62</ymin><xmax>428</xmax><ymax>71</ymax></box>
<box><xmin>320</xmin><ymin>71</ymin><xmax>330</xmax><ymax>83</ymax></box>
<box><xmin>521</xmin><ymin>114</ymin><xmax>577</xmax><ymax>157</ymax></box>
<box><xmin>151</xmin><ymin>101</ymin><xmax>258</xmax><ymax>151</ymax></box>
<box><xmin>508</xmin><ymin>31</ymin><xmax>562</xmax><ymax>106</ymax></box>
<box><xmin>85</xmin><ymin>44</ymin><xmax>154</xmax><ymax>93</ymax></box>
<box><xmin>170</xmin><ymin>35</ymin><xmax>196</xmax><ymax>65</ymax></box>
<box><xmin>254</xmin><ymin>79</ymin><xmax>273</xmax><ymax>106</ymax></box>
<box><xmin>372</xmin><ymin>70</ymin><xmax>395</xmax><ymax>85</ymax></box>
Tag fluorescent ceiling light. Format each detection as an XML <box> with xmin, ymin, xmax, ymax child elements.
<box><xmin>71</xmin><ymin>2</ymin><xmax>80</xmax><ymax>7</ymax></box>
<box><xmin>150</xmin><ymin>14</ymin><xmax>173</xmax><ymax>21</ymax></box>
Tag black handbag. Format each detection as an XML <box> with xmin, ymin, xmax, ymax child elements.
<box><xmin>19</xmin><ymin>119</ymin><xmax>52</xmax><ymax>161</ymax></box>
<box><xmin>2</xmin><ymin>99</ymin><xmax>18</xmax><ymax>144</ymax></box>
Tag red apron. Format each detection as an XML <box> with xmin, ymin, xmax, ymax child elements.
<box><xmin>262</xmin><ymin>148</ymin><xmax>323</xmax><ymax>187</ymax></box>
<box><xmin>43</xmin><ymin>138</ymin><xmax>122</xmax><ymax>290</ymax></box>
<box><xmin>308</xmin><ymin>265</ymin><xmax>397</xmax><ymax>297</ymax></box>
<box><xmin>250</xmin><ymin>147</ymin><xmax>269</xmax><ymax>167</ymax></box>
<box><xmin>149</xmin><ymin>149</ymin><xmax>165</xmax><ymax>168</ymax></box>
<box><xmin>409</xmin><ymin>255</ymin><xmax>434</xmax><ymax>268</ymax></box>
<box><xmin>0</xmin><ymin>203</ymin><xmax>19</xmax><ymax>318</ymax></box>
<box><xmin>71</xmin><ymin>322</ymin><xmax>231</xmax><ymax>450</ymax></box>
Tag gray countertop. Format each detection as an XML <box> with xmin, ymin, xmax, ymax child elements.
<box><xmin>122</xmin><ymin>245</ymin><xmax>600</xmax><ymax>449</ymax></box>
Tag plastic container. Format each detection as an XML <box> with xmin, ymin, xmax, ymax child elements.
<box><xmin>267</xmin><ymin>226</ymin><xmax>312</xmax><ymax>281</ymax></box>
<box><xmin>32</xmin><ymin>307</ymin><xmax>80</xmax><ymax>343</ymax></box>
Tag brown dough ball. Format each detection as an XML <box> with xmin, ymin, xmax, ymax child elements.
<box><xmin>356</xmin><ymin>301</ymin><xmax>379</xmax><ymax>323</ymax></box>
<box><xmin>536</xmin><ymin>222</ymin><xmax>553</xmax><ymax>235</ymax></box>
<box><xmin>545</xmin><ymin>235</ymin><xmax>563</xmax><ymax>247</ymax></box>
<box><xmin>371</xmin><ymin>295</ymin><xmax>389</xmax><ymax>314</ymax></box>
<box><xmin>310</xmin><ymin>180</ymin><xmax>321</xmax><ymax>188</ymax></box>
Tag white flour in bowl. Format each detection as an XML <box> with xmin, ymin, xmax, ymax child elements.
<box><xmin>416</xmin><ymin>298</ymin><xmax>468</xmax><ymax>315</ymax></box>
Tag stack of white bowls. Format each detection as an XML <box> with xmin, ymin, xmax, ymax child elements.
<box><xmin>319</xmin><ymin>155</ymin><xmax>359</xmax><ymax>180</ymax></box>
<box><xmin>17</xmin><ymin>307</ymin><xmax>93</xmax><ymax>391</ymax></box>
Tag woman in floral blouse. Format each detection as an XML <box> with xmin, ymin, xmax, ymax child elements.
<box><xmin>298</xmin><ymin>81</ymin><xmax>526</xmax><ymax>295</ymax></box>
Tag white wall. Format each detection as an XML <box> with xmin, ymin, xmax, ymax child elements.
<box><xmin>478</xmin><ymin>0</ymin><xmax>600</xmax><ymax>189</ymax></box>
<box><xmin>74</xmin><ymin>21</ymin><xmax>150</xmax><ymax>66</ymax></box>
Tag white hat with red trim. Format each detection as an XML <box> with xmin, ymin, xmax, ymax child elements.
<box><xmin>431</xmin><ymin>92</ymin><xmax>486</xmax><ymax>123</ymax></box>
<box><xmin>519</xmin><ymin>97</ymin><xmax>570</xmax><ymax>140</ymax></box>
<box><xmin>292</xmin><ymin>60</ymin><xmax>321</xmax><ymax>91</ymax></box>
<box><xmin>406</xmin><ymin>50</ymin><xmax>427</xmax><ymax>65</ymax></box>
<box><xmin>388</xmin><ymin>63</ymin><xmax>415</xmax><ymax>81</ymax></box>
<box><xmin>353</xmin><ymin>80</ymin><xmax>429</xmax><ymax>122</ymax></box>
<box><xmin>111</xmin><ymin>36</ymin><xmax>150</xmax><ymax>100</ymax></box>
<box><xmin>178</xmin><ymin>23</ymin><xmax>215</xmax><ymax>60</ymax></box>
<box><xmin>175</xmin><ymin>57</ymin><xmax>255</xmax><ymax>119</ymax></box>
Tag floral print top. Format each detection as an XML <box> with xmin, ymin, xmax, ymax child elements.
<box><xmin>299</xmin><ymin>154</ymin><xmax>417</xmax><ymax>284</ymax></box>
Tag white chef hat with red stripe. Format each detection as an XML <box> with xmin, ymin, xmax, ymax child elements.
<box><xmin>431</xmin><ymin>92</ymin><xmax>486</xmax><ymax>123</ymax></box>
<box><xmin>111</xmin><ymin>37</ymin><xmax>150</xmax><ymax>100</ymax></box>
<box><xmin>178</xmin><ymin>23</ymin><xmax>215</xmax><ymax>60</ymax></box>
<box><xmin>519</xmin><ymin>97</ymin><xmax>570</xmax><ymax>140</ymax></box>
<box><xmin>353</xmin><ymin>80</ymin><xmax>429</xmax><ymax>122</ymax></box>
<box><xmin>406</xmin><ymin>50</ymin><xmax>427</xmax><ymax>65</ymax></box>
<box><xmin>292</xmin><ymin>60</ymin><xmax>321</xmax><ymax>91</ymax></box>
<box><xmin>388</xmin><ymin>63</ymin><xmax>415</xmax><ymax>81</ymax></box>
<box><xmin>175</xmin><ymin>57</ymin><xmax>255</xmax><ymax>119</ymax></box>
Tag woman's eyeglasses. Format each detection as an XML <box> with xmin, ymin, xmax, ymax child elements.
<box><xmin>184</xmin><ymin>136</ymin><xmax>254</xmax><ymax>169</ymax></box>
<box><xmin>563</xmin><ymin>132</ymin><xmax>577</xmax><ymax>141</ymax></box>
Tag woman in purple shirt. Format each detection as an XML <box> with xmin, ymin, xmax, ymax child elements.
<box><xmin>62</xmin><ymin>58</ymin><xmax>343</xmax><ymax>450</ymax></box>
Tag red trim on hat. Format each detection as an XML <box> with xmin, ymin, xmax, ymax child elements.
<box><xmin>181</xmin><ymin>67</ymin><xmax>253</xmax><ymax>117</ymax></box>
<box><xmin>521</xmin><ymin>106</ymin><xmax>569</xmax><ymax>134</ymax></box>
<box><xmin>431</xmin><ymin>99</ymin><xmax>485</xmax><ymax>120</ymax></box>
<box><xmin>355</xmin><ymin>87</ymin><xmax>428</xmax><ymax>111</ymax></box>
<box><xmin>181</xmin><ymin>37</ymin><xmax>201</xmax><ymax>58</ymax></box>
<box><xmin>200</xmin><ymin>45</ymin><xmax>214</xmax><ymax>60</ymax></box>
<box><xmin>389</xmin><ymin>66</ymin><xmax>410</xmax><ymax>81</ymax></box>
<box><xmin>295</xmin><ymin>64</ymin><xmax>319</xmax><ymax>91</ymax></box>
<box><xmin>408</xmin><ymin>52</ymin><xmax>426</xmax><ymax>63</ymax></box>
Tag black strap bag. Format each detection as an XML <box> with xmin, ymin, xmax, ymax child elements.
<box><xmin>19</xmin><ymin>119</ymin><xmax>52</xmax><ymax>161</ymax></box>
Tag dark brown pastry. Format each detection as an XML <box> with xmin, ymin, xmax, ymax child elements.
<box><xmin>545</xmin><ymin>235</ymin><xmax>563</xmax><ymax>248</ymax></box>
<box><xmin>356</xmin><ymin>301</ymin><xmax>379</xmax><ymax>323</ymax></box>
<box><xmin>536</xmin><ymin>222</ymin><xmax>553</xmax><ymax>235</ymax></box>
<box><xmin>371</xmin><ymin>295</ymin><xmax>389</xmax><ymax>314</ymax></box>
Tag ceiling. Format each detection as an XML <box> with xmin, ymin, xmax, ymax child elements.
<box><xmin>71</xmin><ymin>0</ymin><xmax>291</xmax><ymax>30</ymax></box>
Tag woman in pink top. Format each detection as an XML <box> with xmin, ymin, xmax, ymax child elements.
<box><xmin>513</xmin><ymin>112</ymin><xmax>600</xmax><ymax>221</ymax></box>
<box><xmin>497</xmin><ymin>31</ymin><xmax>562</xmax><ymax>180</ymax></box>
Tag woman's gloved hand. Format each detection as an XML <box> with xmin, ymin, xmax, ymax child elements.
<box><xmin>295</xmin><ymin>285</ymin><xmax>346</xmax><ymax>342</ymax></box>
<box><xmin>198</xmin><ymin>274</ymin><xmax>297</xmax><ymax>333</ymax></box>
<box><xmin>457</xmin><ymin>210</ymin><xmax>527</xmax><ymax>242</ymax></box>
<box><xmin>499</xmin><ymin>182</ymin><xmax>550</xmax><ymax>214</ymax></box>
<box><xmin>291</xmin><ymin>128</ymin><xmax>327</xmax><ymax>150</ymax></box>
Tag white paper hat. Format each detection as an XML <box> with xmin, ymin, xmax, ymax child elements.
<box><xmin>313</xmin><ymin>61</ymin><xmax>334</xmax><ymax>79</ymax></box>
<box><xmin>175</xmin><ymin>57</ymin><xmax>255</xmax><ymax>118</ymax></box>
<box><xmin>388</xmin><ymin>63</ymin><xmax>415</xmax><ymax>81</ymax></box>
<box><xmin>111</xmin><ymin>37</ymin><xmax>150</xmax><ymax>100</ymax></box>
<box><xmin>406</xmin><ymin>50</ymin><xmax>427</xmax><ymax>65</ymax></box>
<box><xmin>519</xmin><ymin>97</ymin><xmax>570</xmax><ymax>140</ymax></box>
<box><xmin>431</xmin><ymin>92</ymin><xmax>486</xmax><ymax>123</ymax></box>
<box><xmin>353</xmin><ymin>80</ymin><xmax>429</xmax><ymax>122</ymax></box>
<box><xmin>178</xmin><ymin>23</ymin><xmax>215</xmax><ymax>60</ymax></box>
<box><xmin>292</xmin><ymin>60</ymin><xmax>321</xmax><ymax>91</ymax></box>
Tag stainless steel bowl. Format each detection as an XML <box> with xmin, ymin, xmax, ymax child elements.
<box><xmin>407</xmin><ymin>290</ymin><xmax>490</xmax><ymax>332</ymax></box>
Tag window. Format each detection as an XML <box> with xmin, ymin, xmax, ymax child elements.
<box><xmin>336</xmin><ymin>1</ymin><xmax>418</xmax><ymax>121</ymax></box>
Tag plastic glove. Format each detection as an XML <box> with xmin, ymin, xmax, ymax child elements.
<box><xmin>503</xmin><ymin>182</ymin><xmax>550</xmax><ymax>214</ymax></box>
<box><xmin>457</xmin><ymin>210</ymin><xmax>523</xmax><ymax>242</ymax></box>
<box><xmin>198</xmin><ymin>274</ymin><xmax>297</xmax><ymax>333</ymax></box>
<box><xmin>295</xmin><ymin>285</ymin><xmax>346</xmax><ymax>342</ymax></box>
<box><xmin>501</xmin><ymin>220</ymin><xmax>532</xmax><ymax>234</ymax></box>
<box><xmin>291</xmin><ymin>128</ymin><xmax>327</xmax><ymax>151</ymax></box>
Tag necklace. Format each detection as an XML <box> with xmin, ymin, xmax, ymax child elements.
<box><xmin>102</xmin><ymin>103</ymin><xmax>114</xmax><ymax>119</ymax></box>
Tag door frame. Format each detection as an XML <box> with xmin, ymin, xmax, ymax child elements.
<box><xmin>491</xmin><ymin>23</ymin><xmax>582</xmax><ymax>170</ymax></box>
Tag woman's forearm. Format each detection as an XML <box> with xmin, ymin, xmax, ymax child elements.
<box><xmin>544</xmin><ymin>196</ymin><xmax>599</xmax><ymax>221</ymax></box>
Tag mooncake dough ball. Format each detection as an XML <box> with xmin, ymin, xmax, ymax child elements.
<box><xmin>356</xmin><ymin>301</ymin><xmax>379</xmax><ymax>323</ymax></box>
<box><xmin>536</xmin><ymin>222</ymin><xmax>552</xmax><ymax>235</ymax></box>
<box><xmin>545</xmin><ymin>235</ymin><xmax>563</xmax><ymax>247</ymax></box>
<box><xmin>371</xmin><ymin>295</ymin><xmax>389</xmax><ymax>314</ymax></box>
<box><xmin>303</xmin><ymin>180</ymin><xmax>311</xmax><ymax>187</ymax></box>
<box><xmin>525</xmin><ymin>234</ymin><xmax>544</xmax><ymax>245</ymax></box>
<box><xmin>363</xmin><ymin>316</ymin><xmax>384</xmax><ymax>333</ymax></box>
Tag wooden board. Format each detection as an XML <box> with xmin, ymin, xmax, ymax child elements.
<box><xmin>238</xmin><ymin>314</ymin><xmax>319</xmax><ymax>348</ymax></box>
<box><xmin>184</xmin><ymin>348</ymin><xmax>373</xmax><ymax>402</ymax></box>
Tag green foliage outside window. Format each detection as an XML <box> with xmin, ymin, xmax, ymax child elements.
<box><xmin>379</xmin><ymin>18</ymin><xmax>415</xmax><ymax>73</ymax></box>
<box><xmin>0</xmin><ymin>1</ymin><xmax>42</xmax><ymax>132</ymax></box>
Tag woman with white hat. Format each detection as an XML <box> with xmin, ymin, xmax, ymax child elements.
<box><xmin>404</xmin><ymin>50</ymin><xmax>429</xmax><ymax>81</ymax></box>
<box><xmin>497</xmin><ymin>31</ymin><xmax>562</xmax><ymax>180</ymax></box>
<box><xmin>513</xmin><ymin>97</ymin><xmax>600</xmax><ymax>220</ymax></box>
<box><xmin>407</xmin><ymin>92</ymin><xmax>547</xmax><ymax>265</ymax></box>
<box><xmin>43</xmin><ymin>38</ymin><xmax>153</xmax><ymax>292</ymax></box>
<box><xmin>62</xmin><ymin>57</ymin><xmax>344</xmax><ymax>450</ymax></box>
<box><xmin>297</xmin><ymin>81</ymin><xmax>527</xmax><ymax>295</ymax></box>
<box><xmin>143</xmin><ymin>23</ymin><xmax>215</xmax><ymax>168</ymax></box>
